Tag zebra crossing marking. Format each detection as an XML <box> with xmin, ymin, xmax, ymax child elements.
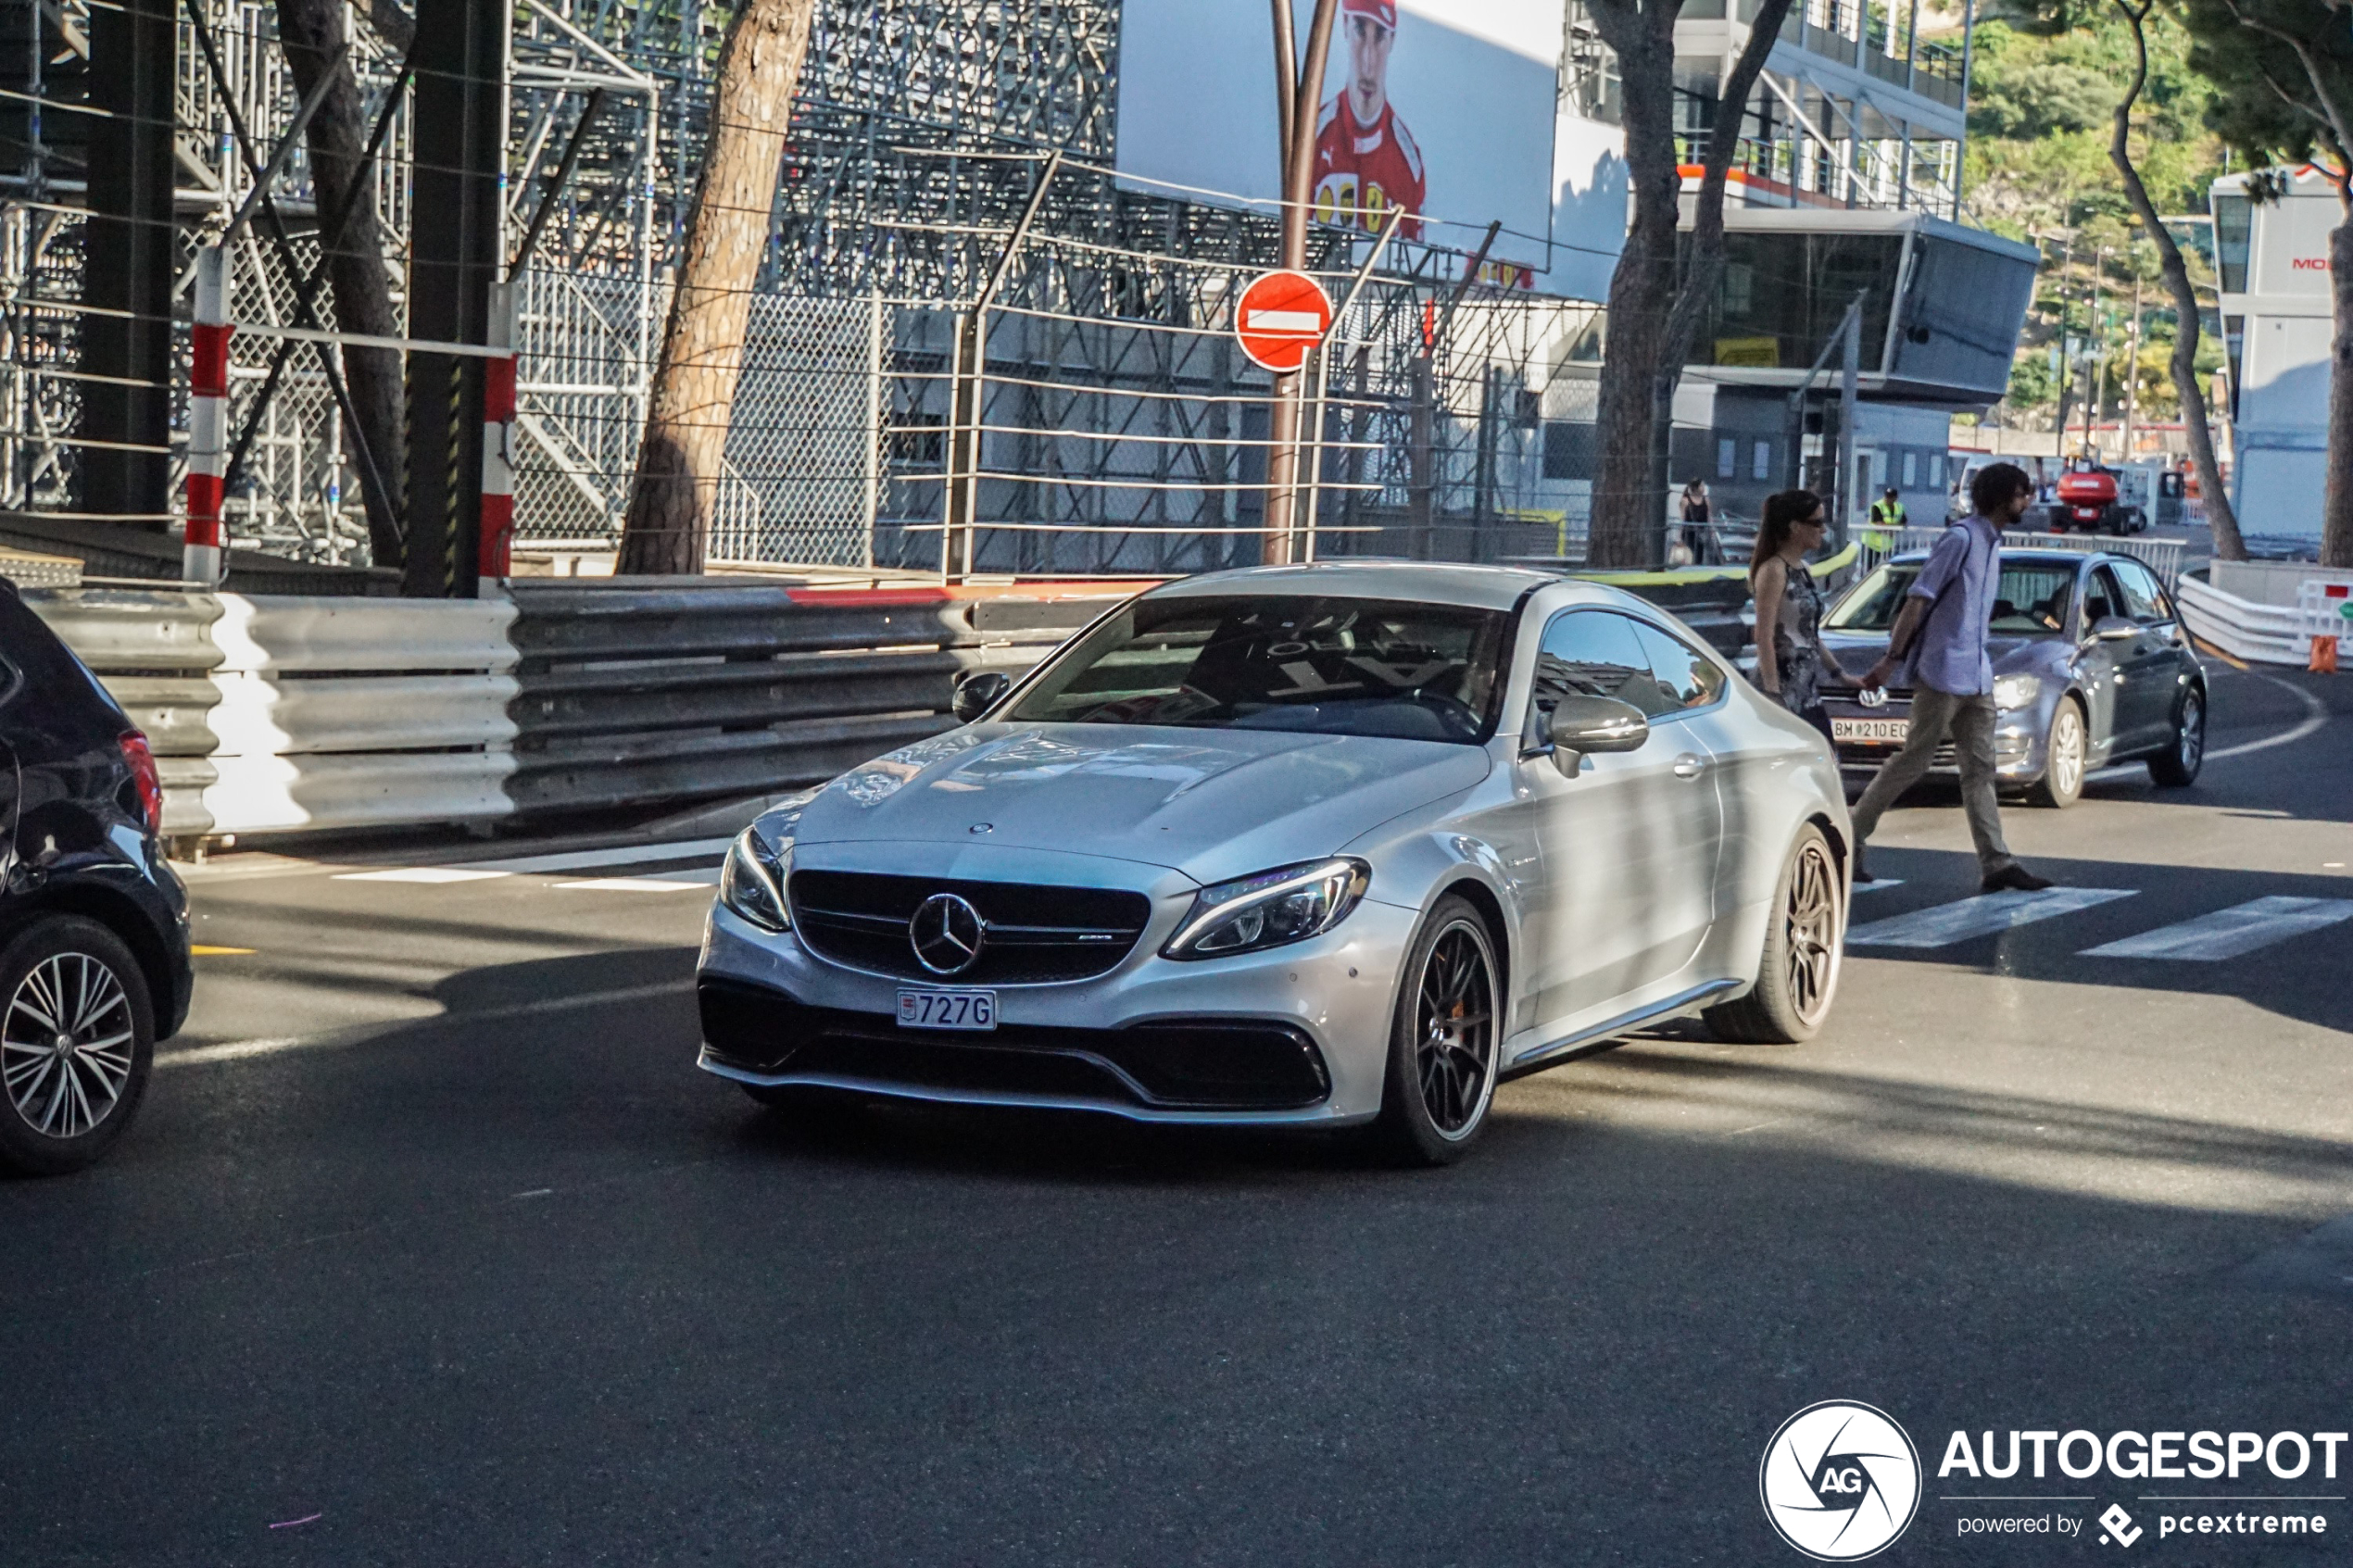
<box><xmin>555</xmin><ymin>867</ymin><xmax>724</xmax><ymax>893</ymax></box>
<box><xmin>333</xmin><ymin>836</ymin><xmax>733</xmax><ymax>884</ymax></box>
<box><xmin>2079</xmin><ymin>897</ymin><xmax>2353</xmax><ymax>961</ymax></box>
<box><xmin>1847</xmin><ymin>887</ymin><xmax>2136</xmax><ymax>948</ymax></box>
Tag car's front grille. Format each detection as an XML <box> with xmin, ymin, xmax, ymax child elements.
<box><xmin>698</xmin><ymin>980</ymin><xmax>1331</xmax><ymax>1110</ymax></box>
<box><xmin>787</xmin><ymin>870</ymin><xmax>1152</xmax><ymax>984</ymax></box>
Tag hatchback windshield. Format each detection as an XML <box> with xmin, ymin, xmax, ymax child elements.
<box><xmin>1825</xmin><ymin>561</ymin><xmax>2079</xmax><ymax>636</ymax></box>
<box><xmin>1005</xmin><ymin>595</ymin><xmax>1510</xmax><ymax>743</ymax></box>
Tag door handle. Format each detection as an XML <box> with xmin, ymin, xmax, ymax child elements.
<box><xmin>1672</xmin><ymin>753</ymin><xmax>1706</xmax><ymax>780</ymax></box>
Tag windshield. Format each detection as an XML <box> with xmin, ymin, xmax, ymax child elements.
<box><xmin>1825</xmin><ymin>561</ymin><xmax>2079</xmax><ymax>637</ymax></box>
<box><xmin>1003</xmin><ymin>594</ymin><xmax>1511</xmax><ymax>744</ymax></box>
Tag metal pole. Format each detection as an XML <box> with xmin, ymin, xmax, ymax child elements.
<box><xmin>2121</xmin><ymin>270</ymin><xmax>2143</xmax><ymax>461</ymax></box>
<box><xmin>1837</xmin><ymin>296</ymin><xmax>1859</xmax><ymax>555</ymax></box>
<box><xmin>1265</xmin><ymin>0</ymin><xmax>1343</xmax><ymax>563</ymax></box>
<box><xmin>1953</xmin><ymin>0</ymin><xmax>1977</xmax><ymax>220</ymax></box>
<box><xmin>947</xmin><ymin>151</ymin><xmax>1063</xmax><ymax>584</ymax></box>
<box><xmin>1300</xmin><ymin>210</ymin><xmax>1407</xmax><ymax>560</ymax></box>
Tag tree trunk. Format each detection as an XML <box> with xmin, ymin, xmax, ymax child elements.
<box><xmin>276</xmin><ymin>0</ymin><xmax>407</xmax><ymax>567</ymax></box>
<box><xmin>619</xmin><ymin>0</ymin><xmax>816</xmax><ymax>575</ymax></box>
<box><xmin>2107</xmin><ymin>0</ymin><xmax>2244</xmax><ymax>561</ymax></box>
<box><xmin>2328</xmin><ymin>212</ymin><xmax>2353</xmax><ymax>567</ymax></box>
<box><xmin>1588</xmin><ymin>0</ymin><xmax>1683</xmax><ymax>570</ymax></box>
<box><xmin>1653</xmin><ymin>0</ymin><xmax>1795</xmax><ymax>533</ymax></box>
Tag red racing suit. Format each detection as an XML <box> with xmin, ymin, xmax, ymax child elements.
<box><xmin>1311</xmin><ymin>94</ymin><xmax>1426</xmax><ymax>241</ymax></box>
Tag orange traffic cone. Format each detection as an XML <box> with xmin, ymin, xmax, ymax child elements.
<box><xmin>2313</xmin><ymin>634</ymin><xmax>2341</xmax><ymax>675</ymax></box>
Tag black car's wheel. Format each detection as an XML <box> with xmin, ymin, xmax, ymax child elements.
<box><xmin>1371</xmin><ymin>897</ymin><xmax>1500</xmax><ymax>1166</ymax></box>
<box><xmin>1703</xmin><ymin>824</ymin><xmax>1843</xmax><ymax>1045</ymax></box>
<box><xmin>0</xmin><ymin>917</ymin><xmax>155</xmax><ymax>1176</ymax></box>
<box><xmin>2029</xmin><ymin>696</ymin><xmax>2088</xmax><ymax>809</ymax></box>
<box><xmin>2148</xmin><ymin>685</ymin><xmax>2206</xmax><ymax>787</ymax></box>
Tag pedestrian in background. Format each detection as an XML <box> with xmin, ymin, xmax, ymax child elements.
<box><xmin>1679</xmin><ymin>477</ymin><xmax>1713</xmax><ymax>564</ymax></box>
<box><xmin>1851</xmin><ymin>460</ymin><xmax>2055</xmax><ymax>892</ymax></box>
<box><xmin>1749</xmin><ymin>488</ymin><xmax>1855</xmax><ymax>746</ymax></box>
<box><xmin>1869</xmin><ymin>485</ymin><xmax>1906</xmax><ymax>529</ymax></box>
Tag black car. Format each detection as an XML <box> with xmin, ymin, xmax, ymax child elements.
<box><xmin>1817</xmin><ymin>548</ymin><xmax>2207</xmax><ymax>808</ymax></box>
<box><xmin>0</xmin><ymin>580</ymin><xmax>193</xmax><ymax>1173</ymax></box>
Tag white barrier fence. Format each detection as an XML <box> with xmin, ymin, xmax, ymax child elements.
<box><xmin>206</xmin><ymin>596</ymin><xmax>522</xmax><ymax>835</ymax></box>
<box><xmin>2175</xmin><ymin>562</ymin><xmax>2353</xmax><ymax>667</ymax></box>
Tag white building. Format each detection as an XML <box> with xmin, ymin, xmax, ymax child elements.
<box><xmin>2210</xmin><ymin>168</ymin><xmax>2334</xmax><ymax>547</ymax></box>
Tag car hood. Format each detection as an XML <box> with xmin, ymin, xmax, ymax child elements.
<box><xmin>789</xmin><ymin>722</ymin><xmax>1492</xmax><ymax>887</ymax></box>
<box><xmin>1818</xmin><ymin>631</ymin><xmax>2068</xmax><ymax>684</ymax></box>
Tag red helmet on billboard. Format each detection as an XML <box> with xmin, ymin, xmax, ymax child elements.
<box><xmin>1342</xmin><ymin>0</ymin><xmax>1398</xmax><ymax>30</ymax></box>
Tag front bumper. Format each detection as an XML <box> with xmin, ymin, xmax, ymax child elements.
<box><xmin>696</xmin><ymin>896</ymin><xmax>1418</xmax><ymax>1124</ymax></box>
<box><xmin>1820</xmin><ymin>693</ymin><xmax>2045</xmax><ymax>783</ymax></box>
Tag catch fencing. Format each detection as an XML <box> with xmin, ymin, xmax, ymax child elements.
<box><xmin>1857</xmin><ymin>525</ymin><xmax>2187</xmax><ymax>588</ymax></box>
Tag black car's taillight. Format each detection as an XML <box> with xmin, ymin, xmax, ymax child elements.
<box><xmin>119</xmin><ymin>730</ymin><xmax>163</xmax><ymax>835</ymax></box>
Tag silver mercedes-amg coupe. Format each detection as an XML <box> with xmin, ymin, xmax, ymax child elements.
<box><xmin>697</xmin><ymin>562</ymin><xmax>1851</xmax><ymax>1163</ymax></box>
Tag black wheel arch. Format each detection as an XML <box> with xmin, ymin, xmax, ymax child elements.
<box><xmin>0</xmin><ymin>883</ymin><xmax>186</xmax><ymax>1039</ymax></box>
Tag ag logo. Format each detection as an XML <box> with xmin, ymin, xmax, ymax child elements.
<box><xmin>1759</xmin><ymin>1400</ymin><xmax>1922</xmax><ymax>1561</ymax></box>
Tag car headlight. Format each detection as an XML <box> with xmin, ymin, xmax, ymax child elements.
<box><xmin>719</xmin><ymin>823</ymin><xmax>794</xmax><ymax>932</ymax></box>
<box><xmin>1163</xmin><ymin>858</ymin><xmax>1370</xmax><ymax>960</ymax></box>
<box><xmin>1993</xmin><ymin>673</ymin><xmax>2045</xmax><ymax>711</ymax></box>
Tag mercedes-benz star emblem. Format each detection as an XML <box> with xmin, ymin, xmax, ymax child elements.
<box><xmin>910</xmin><ymin>892</ymin><xmax>987</xmax><ymax>975</ymax></box>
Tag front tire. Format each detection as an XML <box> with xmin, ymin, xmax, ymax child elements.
<box><xmin>2148</xmin><ymin>686</ymin><xmax>2206</xmax><ymax>787</ymax></box>
<box><xmin>1703</xmin><ymin>824</ymin><xmax>1843</xmax><ymax>1045</ymax></box>
<box><xmin>2029</xmin><ymin>696</ymin><xmax>2087</xmax><ymax>809</ymax></box>
<box><xmin>0</xmin><ymin>917</ymin><xmax>156</xmax><ymax>1176</ymax></box>
<box><xmin>1371</xmin><ymin>897</ymin><xmax>1501</xmax><ymax>1166</ymax></box>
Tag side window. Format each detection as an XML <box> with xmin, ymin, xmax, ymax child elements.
<box><xmin>1631</xmin><ymin>620</ymin><xmax>1727</xmax><ymax>711</ymax></box>
<box><xmin>2083</xmin><ymin>566</ymin><xmax>2124</xmax><ymax>628</ymax></box>
<box><xmin>1531</xmin><ymin>610</ymin><xmax>1677</xmax><ymax>720</ymax></box>
<box><xmin>2114</xmin><ymin>559</ymin><xmax>2171</xmax><ymax>624</ymax></box>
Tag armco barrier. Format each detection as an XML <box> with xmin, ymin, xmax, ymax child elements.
<box><xmin>23</xmin><ymin>588</ymin><xmax>224</xmax><ymax>835</ymax></box>
<box><xmin>2177</xmin><ymin>568</ymin><xmax>2335</xmax><ymax>667</ymax></box>
<box><xmin>503</xmin><ymin>582</ymin><xmax>1111</xmax><ymax>815</ymax></box>
<box><xmin>206</xmin><ymin>596</ymin><xmax>520</xmax><ymax>834</ymax></box>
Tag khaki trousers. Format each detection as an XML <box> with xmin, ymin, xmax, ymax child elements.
<box><xmin>1849</xmin><ymin>684</ymin><xmax>2017</xmax><ymax>877</ymax></box>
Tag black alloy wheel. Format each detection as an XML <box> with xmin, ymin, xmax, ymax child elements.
<box><xmin>2148</xmin><ymin>686</ymin><xmax>2206</xmax><ymax>788</ymax></box>
<box><xmin>1704</xmin><ymin>823</ymin><xmax>1843</xmax><ymax>1045</ymax></box>
<box><xmin>1373</xmin><ymin>897</ymin><xmax>1500</xmax><ymax>1166</ymax></box>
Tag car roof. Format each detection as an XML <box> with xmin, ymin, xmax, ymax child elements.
<box><xmin>1883</xmin><ymin>548</ymin><xmax>2103</xmax><ymax>571</ymax></box>
<box><xmin>1144</xmin><ymin>559</ymin><xmax>1557</xmax><ymax>612</ymax></box>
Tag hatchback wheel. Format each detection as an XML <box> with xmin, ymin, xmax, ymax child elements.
<box><xmin>2029</xmin><ymin>696</ymin><xmax>2087</xmax><ymax>809</ymax></box>
<box><xmin>1372</xmin><ymin>897</ymin><xmax>1500</xmax><ymax>1166</ymax></box>
<box><xmin>0</xmin><ymin>917</ymin><xmax>155</xmax><ymax>1176</ymax></box>
<box><xmin>2148</xmin><ymin>687</ymin><xmax>2205</xmax><ymax>787</ymax></box>
<box><xmin>1704</xmin><ymin>824</ymin><xmax>1843</xmax><ymax>1045</ymax></box>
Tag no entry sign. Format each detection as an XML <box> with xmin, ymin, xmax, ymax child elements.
<box><xmin>1235</xmin><ymin>270</ymin><xmax>1334</xmax><ymax>373</ymax></box>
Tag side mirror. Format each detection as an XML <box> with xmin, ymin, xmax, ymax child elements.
<box><xmin>951</xmin><ymin>670</ymin><xmax>1013</xmax><ymax>722</ymax></box>
<box><xmin>2090</xmin><ymin>615</ymin><xmax>2139</xmax><ymax>643</ymax></box>
<box><xmin>1528</xmin><ymin>695</ymin><xmax>1649</xmax><ymax>777</ymax></box>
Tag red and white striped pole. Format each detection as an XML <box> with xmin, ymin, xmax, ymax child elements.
<box><xmin>185</xmin><ymin>245</ymin><xmax>231</xmax><ymax>585</ymax></box>
<box><xmin>477</xmin><ymin>280</ymin><xmax>517</xmax><ymax>595</ymax></box>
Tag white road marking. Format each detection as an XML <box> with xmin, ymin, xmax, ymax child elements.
<box><xmin>1850</xmin><ymin>879</ymin><xmax>1904</xmax><ymax>894</ymax></box>
<box><xmin>2207</xmin><ymin>675</ymin><xmax>2329</xmax><ymax>762</ymax></box>
<box><xmin>555</xmin><ymin>868</ymin><xmax>723</xmax><ymax>892</ymax></box>
<box><xmin>2080</xmin><ymin>896</ymin><xmax>2353</xmax><ymax>961</ymax></box>
<box><xmin>334</xmin><ymin>868</ymin><xmax>511</xmax><ymax>884</ymax></box>
<box><xmin>330</xmin><ymin>836</ymin><xmax>733</xmax><ymax>884</ymax></box>
<box><xmin>1848</xmin><ymin>887</ymin><xmax>2137</xmax><ymax>947</ymax></box>
<box><xmin>156</xmin><ymin>979</ymin><xmax>694</xmax><ymax>1069</ymax></box>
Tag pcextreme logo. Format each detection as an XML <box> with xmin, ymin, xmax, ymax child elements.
<box><xmin>1760</xmin><ymin>1401</ymin><xmax>1924</xmax><ymax>1561</ymax></box>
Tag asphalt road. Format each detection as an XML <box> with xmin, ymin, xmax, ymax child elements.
<box><xmin>4</xmin><ymin>662</ymin><xmax>2349</xmax><ymax>1566</ymax></box>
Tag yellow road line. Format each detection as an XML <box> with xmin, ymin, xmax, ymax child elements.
<box><xmin>190</xmin><ymin>945</ymin><xmax>256</xmax><ymax>957</ymax></box>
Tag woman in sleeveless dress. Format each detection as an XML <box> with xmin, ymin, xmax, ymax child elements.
<box><xmin>1750</xmin><ymin>488</ymin><xmax>1856</xmax><ymax>746</ymax></box>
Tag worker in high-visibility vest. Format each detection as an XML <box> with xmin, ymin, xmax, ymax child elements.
<box><xmin>1869</xmin><ymin>486</ymin><xmax>1907</xmax><ymax>529</ymax></box>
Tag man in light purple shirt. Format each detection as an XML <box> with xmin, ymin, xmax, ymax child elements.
<box><xmin>1851</xmin><ymin>461</ymin><xmax>2055</xmax><ymax>893</ymax></box>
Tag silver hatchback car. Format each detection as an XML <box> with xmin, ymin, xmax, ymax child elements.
<box><xmin>698</xmin><ymin>562</ymin><xmax>1852</xmax><ymax>1163</ymax></box>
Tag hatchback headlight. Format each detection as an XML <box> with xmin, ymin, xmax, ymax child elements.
<box><xmin>719</xmin><ymin>823</ymin><xmax>794</xmax><ymax>932</ymax></box>
<box><xmin>1993</xmin><ymin>673</ymin><xmax>2044</xmax><ymax>711</ymax></box>
<box><xmin>1163</xmin><ymin>858</ymin><xmax>1370</xmax><ymax>960</ymax></box>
